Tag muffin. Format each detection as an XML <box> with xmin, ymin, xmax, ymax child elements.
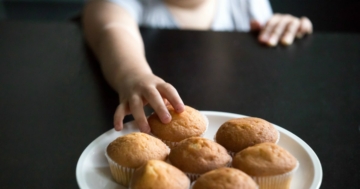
<box><xmin>129</xmin><ymin>160</ymin><xmax>190</xmax><ymax>189</ymax></box>
<box><xmin>148</xmin><ymin>105</ymin><xmax>208</xmax><ymax>148</ymax></box>
<box><xmin>191</xmin><ymin>167</ymin><xmax>258</xmax><ymax>189</ymax></box>
<box><xmin>105</xmin><ymin>132</ymin><xmax>169</xmax><ymax>187</ymax></box>
<box><xmin>169</xmin><ymin>137</ymin><xmax>232</xmax><ymax>181</ymax></box>
<box><xmin>232</xmin><ymin>142</ymin><xmax>299</xmax><ymax>189</ymax></box>
<box><xmin>215</xmin><ymin>117</ymin><xmax>279</xmax><ymax>156</ymax></box>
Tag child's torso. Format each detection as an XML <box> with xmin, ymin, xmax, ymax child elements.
<box><xmin>164</xmin><ymin>0</ymin><xmax>218</xmax><ymax>30</ymax></box>
<box><xmin>110</xmin><ymin>0</ymin><xmax>273</xmax><ymax>31</ymax></box>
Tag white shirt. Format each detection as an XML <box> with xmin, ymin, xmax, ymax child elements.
<box><xmin>107</xmin><ymin>0</ymin><xmax>273</xmax><ymax>31</ymax></box>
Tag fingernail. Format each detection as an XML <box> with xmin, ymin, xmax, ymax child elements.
<box><xmin>282</xmin><ymin>36</ymin><xmax>293</xmax><ymax>46</ymax></box>
<box><xmin>163</xmin><ymin>113</ymin><xmax>172</xmax><ymax>123</ymax></box>
<box><xmin>138</xmin><ymin>121</ymin><xmax>150</xmax><ymax>132</ymax></box>
<box><xmin>175</xmin><ymin>104</ymin><xmax>185</xmax><ymax>113</ymax></box>
<box><xmin>268</xmin><ymin>36</ymin><xmax>278</xmax><ymax>46</ymax></box>
<box><xmin>114</xmin><ymin>124</ymin><xmax>122</xmax><ymax>131</ymax></box>
<box><xmin>260</xmin><ymin>34</ymin><xmax>269</xmax><ymax>41</ymax></box>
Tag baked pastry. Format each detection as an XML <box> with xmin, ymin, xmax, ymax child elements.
<box><xmin>191</xmin><ymin>167</ymin><xmax>258</xmax><ymax>189</ymax></box>
<box><xmin>215</xmin><ymin>117</ymin><xmax>279</xmax><ymax>156</ymax></box>
<box><xmin>129</xmin><ymin>160</ymin><xmax>190</xmax><ymax>189</ymax></box>
<box><xmin>105</xmin><ymin>132</ymin><xmax>169</xmax><ymax>187</ymax></box>
<box><xmin>169</xmin><ymin>137</ymin><xmax>231</xmax><ymax>181</ymax></box>
<box><xmin>148</xmin><ymin>105</ymin><xmax>208</xmax><ymax>148</ymax></box>
<box><xmin>232</xmin><ymin>142</ymin><xmax>298</xmax><ymax>189</ymax></box>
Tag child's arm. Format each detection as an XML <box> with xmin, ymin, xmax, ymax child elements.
<box><xmin>82</xmin><ymin>0</ymin><xmax>184</xmax><ymax>133</ymax></box>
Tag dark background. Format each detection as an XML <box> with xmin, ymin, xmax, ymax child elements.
<box><xmin>0</xmin><ymin>1</ymin><xmax>359</xmax><ymax>189</ymax></box>
<box><xmin>1</xmin><ymin>0</ymin><xmax>360</xmax><ymax>32</ymax></box>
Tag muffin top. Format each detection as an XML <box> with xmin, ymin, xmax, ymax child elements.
<box><xmin>215</xmin><ymin>117</ymin><xmax>278</xmax><ymax>153</ymax></box>
<box><xmin>169</xmin><ymin>137</ymin><xmax>231</xmax><ymax>174</ymax></box>
<box><xmin>232</xmin><ymin>142</ymin><xmax>298</xmax><ymax>176</ymax></box>
<box><xmin>192</xmin><ymin>167</ymin><xmax>258</xmax><ymax>189</ymax></box>
<box><xmin>130</xmin><ymin>160</ymin><xmax>190</xmax><ymax>189</ymax></box>
<box><xmin>148</xmin><ymin>105</ymin><xmax>207</xmax><ymax>142</ymax></box>
<box><xmin>106</xmin><ymin>132</ymin><xmax>169</xmax><ymax>168</ymax></box>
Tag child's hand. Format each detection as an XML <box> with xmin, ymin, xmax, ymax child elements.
<box><xmin>251</xmin><ymin>14</ymin><xmax>313</xmax><ymax>46</ymax></box>
<box><xmin>113</xmin><ymin>73</ymin><xmax>185</xmax><ymax>133</ymax></box>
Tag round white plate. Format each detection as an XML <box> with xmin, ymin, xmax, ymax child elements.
<box><xmin>76</xmin><ymin>111</ymin><xmax>322</xmax><ymax>189</ymax></box>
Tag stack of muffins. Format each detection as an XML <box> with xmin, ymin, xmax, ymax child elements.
<box><xmin>105</xmin><ymin>105</ymin><xmax>298</xmax><ymax>189</ymax></box>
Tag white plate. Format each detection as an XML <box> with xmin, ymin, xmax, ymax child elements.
<box><xmin>76</xmin><ymin>111</ymin><xmax>322</xmax><ymax>189</ymax></box>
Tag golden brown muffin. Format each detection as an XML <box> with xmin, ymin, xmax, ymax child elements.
<box><xmin>232</xmin><ymin>142</ymin><xmax>298</xmax><ymax>189</ymax></box>
<box><xmin>192</xmin><ymin>167</ymin><xmax>258</xmax><ymax>189</ymax></box>
<box><xmin>215</xmin><ymin>117</ymin><xmax>279</xmax><ymax>155</ymax></box>
<box><xmin>148</xmin><ymin>105</ymin><xmax>208</xmax><ymax>148</ymax></box>
<box><xmin>106</xmin><ymin>132</ymin><xmax>169</xmax><ymax>187</ymax></box>
<box><xmin>129</xmin><ymin>160</ymin><xmax>190</xmax><ymax>189</ymax></box>
<box><xmin>169</xmin><ymin>137</ymin><xmax>231</xmax><ymax>181</ymax></box>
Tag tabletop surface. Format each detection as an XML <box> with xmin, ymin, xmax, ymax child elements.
<box><xmin>0</xmin><ymin>21</ymin><xmax>359</xmax><ymax>189</ymax></box>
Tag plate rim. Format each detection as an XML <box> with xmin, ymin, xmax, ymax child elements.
<box><xmin>76</xmin><ymin>111</ymin><xmax>323</xmax><ymax>189</ymax></box>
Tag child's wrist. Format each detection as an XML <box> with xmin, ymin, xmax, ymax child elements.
<box><xmin>114</xmin><ymin>69</ymin><xmax>153</xmax><ymax>91</ymax></box>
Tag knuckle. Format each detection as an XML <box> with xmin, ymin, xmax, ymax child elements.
<box><xmin>133</xmin><ymin>81</ymin><xmax>147</xmax><ymax>91</ymax></box>
<box><xmin>284</xmin><ymin>14</ymin><xmax>293</xmax><ymax>19</ymax></box>
<box><xmin>268</xmin><ymin>16</ymin><xmax>278</xmax><ymax>25</ymax></box>
<box><xmin>284</xmin><ymin>16</ymin><xmax>295</xmax><ymax>23</ymax></box>
<box><xmin>288</xmin><ymin>21</ymin><xmax>300</xmax><ymax>32</ymax></box>
<box><xmin>301</xmin><ymin>16</ymin><xmax>309</xmax><ymax>21</ymax></box>
<box><xmin>144</xmin><ymin>88</ymin><xmax>158</xmax><ymax>98</ymax></box>
<box><xmin>129</xmin><ymin>95</ymin><xmax>139</xmax><ymax>105</ymax></box>
<box><xmin>137</xmin><ymin>80</ymin><xmax>147</xmax><ymax>87</ymax></box>
<box><xmin>273</xmin><ymin>13</ymin><xmax>281</xmax><ymax>17</ymax></box>
<box><xmin>292</xmin><ymin>18</ymin><xmax>301</xmax><ymax>25</ymax></box>
<box><xmin>161</xmin><ymin>82</ymin><xmax>174</xmax><ymax>91</ymax></box>
<box><xmin>268</xmin><ymin>18</ymin><xmax>277</xmax><ymax>25</ymax></box>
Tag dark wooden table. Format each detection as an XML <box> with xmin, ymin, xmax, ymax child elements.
<box><xmin>0</xmin><ymin>21</ymin><xmax>359</xmax><ymax>189</ymax></box>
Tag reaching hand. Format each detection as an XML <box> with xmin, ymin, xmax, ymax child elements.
<box><xmin>113</xmin><ymin>73</ymin><xmax>185</xmax><ymax>133</ymax></box>
<box><xmin>251</xmin><ymin>14</ymin><xmax>313</xmax><ymax>46</ymax></box>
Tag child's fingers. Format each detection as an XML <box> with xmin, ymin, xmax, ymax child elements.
<box><xmin>113</xmin><ymin>102</ymin><xmax>127</xmax><ymax>131</ymax></box>
<box><xmin>157</xmin><ymin>83</ymin><xmax>185</xmax><ymax>113</ymax></box>
<box><xmin>259</xmin><ymin>14</ymin><xmax>313</xmax><ymax>46</ymax></box>
<box><xmin>129</xmin><ymin>95</ymin><xmax>150</xmax><ymax>133</ymax></box>
<box><xmin>280</xmin><ymin>18</ymin><xmax>301</xmax><ymax>46</ymax></box>
<box><xmin>259</xmin><ymin>14</ymin><xmax>281</xmax><ymax>43</ymax></box>
<box><xmin>142</xmin><ymin>87</ymin><xmax>172</xmax><ymax>124</ymax></box>
<box><xmin>267</xmin><ymin>15</ymin><xmax>294</xmax><ymax>46</ymax></box>
<box><xmin>296</xmin><ymin>17</ymin><xmax>313</xmax><ymax>39</ymax></box>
